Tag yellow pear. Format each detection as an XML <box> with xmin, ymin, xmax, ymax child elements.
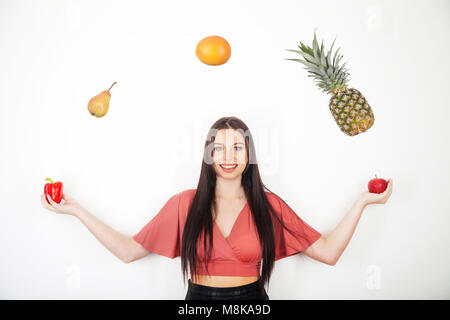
<box><xmin>87</xmin><ymin>82</ymin><xmax>117</xmax><ymax>117</ymax></box>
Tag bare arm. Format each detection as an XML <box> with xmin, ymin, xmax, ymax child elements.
<box><xmin>75</xmin><ymin>207</ymin><xmax>150</xmax><ymax>263</ymax></box>
<box><xmin>41</xmin><ymin>192</ymin><xmax>150</xmax><ymax>264</ymax></box>
<box><xmin>303</xmin><ymin>198</ymin><xmax>366</xmax><ymax>265</ymax></box>
<box><xmin>303</xmin><ymin>179</ymin><xmax>393</xmax><ymax>265</ymax></box>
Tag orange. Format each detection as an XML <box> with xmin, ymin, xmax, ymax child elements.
<box><xmin>195</xmin><ymin>35</ymin><xmax>231</xmax><ymax>66</ymax></box>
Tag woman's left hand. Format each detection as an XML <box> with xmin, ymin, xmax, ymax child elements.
<box><xmin>359</xmin><ymin>179</ymin><xmax>393</xmax><ymax>206</ymax></box>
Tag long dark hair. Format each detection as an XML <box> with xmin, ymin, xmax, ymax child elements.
<box><xmin>181</xmin><ymin>116</ymin><xmax>308</xmax><ymax>289</ymax></box>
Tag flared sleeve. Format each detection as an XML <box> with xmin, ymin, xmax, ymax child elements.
<box><xmin>132</xmin><ymin>192</ymin><xmax>183</xmax><ymax>259</ymax></box>
<box><xmin>268</xmin><ymin>193</ymin><xmax>322</xmax><ymax>261</ymax></box>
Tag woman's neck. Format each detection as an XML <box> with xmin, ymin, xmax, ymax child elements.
<box><xmin>215</xmin><ymin>176</ymin><xmax>246</xmax><ymax>200</ymax></box>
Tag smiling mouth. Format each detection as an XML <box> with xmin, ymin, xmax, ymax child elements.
<box><xmin>220</xmin><ymin>164</ymin><xmax>238</xmax><ymax>170</ymax></box>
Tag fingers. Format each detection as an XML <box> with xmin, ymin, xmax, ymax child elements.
<box><xmin>46</xmin><ymin>194</ymin><xmax>60</xmax><ymax>208</ymax></box>
<box><xmin>379</xmin><ymin>179</ymin><xmax>393</xmax><ymax>203</ymax></box>
<box><xmin>41</xmin><ymin>194</ymin><xmax>56</xmax><ymax>212</ymax></box>
<box><xmin>383</xmin><ymin>179</ymin><xmax>393</xmax><ymax>194</ymax></box>
<box><xmin>386</xmin><ymin>179</ymin><xmax>393</xmax><ymax>195</ymax></box>
<box><xmin>42</xmin><ymin>193</ymin><xmax>61</xmax><ymax>212</ymax></box>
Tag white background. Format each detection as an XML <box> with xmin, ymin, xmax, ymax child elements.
<box><xmin>1</xmin><ymin>0</ymin><xmax>449</xmax><ymax>299</ymax></box>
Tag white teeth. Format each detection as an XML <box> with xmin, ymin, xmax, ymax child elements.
<box><xmin>221</xmin><ymin>165</ymin><xmax>237</xmax><ymax>169</ymax></box>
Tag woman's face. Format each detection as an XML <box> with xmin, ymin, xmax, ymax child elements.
<box><xmin>212</xmin><ymin>129</ymin><xmax>248</xmax><ymax>179</ymax></box>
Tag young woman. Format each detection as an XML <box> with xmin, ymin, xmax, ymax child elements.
<box><xmin>41</xmin><ymin>116</ymin><xmax>393</xmax><ymax>300</ymax></box>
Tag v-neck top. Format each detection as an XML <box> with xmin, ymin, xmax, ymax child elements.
<box><xmin>132</xmin><ymin>189</ymin><xmax>322</xmax><ymax>277</ymax></box>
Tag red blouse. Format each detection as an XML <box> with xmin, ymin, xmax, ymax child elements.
<box><xmin>132</xmin><ymin>189</ymin><xmax>322</xmax><ymax>277</ymax></box>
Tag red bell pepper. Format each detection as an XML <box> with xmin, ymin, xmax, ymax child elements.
<box><xmin>44</xmin><ymin>177</ymin><xmax>64</xmax><ymax>204</ymax></box>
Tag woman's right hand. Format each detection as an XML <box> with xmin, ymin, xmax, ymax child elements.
<box><xmin>41</xmin><ymin>192</ymin><xmax>84</xmax><ymax>217</ymax></box>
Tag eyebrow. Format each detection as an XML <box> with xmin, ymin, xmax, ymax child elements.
<box><xmin>213</xmin><ymin>142</ymin><xmax>245</xmax><ymax>145</ymax></box>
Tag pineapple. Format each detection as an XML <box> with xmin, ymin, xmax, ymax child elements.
<box><xmin>285</xmin><ymin>32</ymin><xmax>374</xmax><ymax>136</ymax></box>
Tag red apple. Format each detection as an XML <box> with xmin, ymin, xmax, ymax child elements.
<box><xmin>368</xmin><ymin>175</ymin><xmax>388</xmax><ymax>194</ymax></box>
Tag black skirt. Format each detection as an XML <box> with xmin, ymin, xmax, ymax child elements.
<box><xmin>185</xmin><ymin>277</ymin><xmax>269</xmax><ymax>300</ymax></box>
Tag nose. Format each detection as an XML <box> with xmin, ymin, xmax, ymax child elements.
<box><xmin>223</xmin><ymin>147</ymin><xmax>236</xmax><ymax>162</ymax></box>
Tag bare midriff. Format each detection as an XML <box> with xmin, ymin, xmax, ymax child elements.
<box><xmin>191</xmin><ymin>275</ymin><xmax>259</xmax><ymax>288</ymax></box>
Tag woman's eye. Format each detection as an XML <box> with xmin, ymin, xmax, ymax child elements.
<box><xmin>214</xmin><ymin>146</ymin><xmax>242</xmax><ymax>151</ymax></box>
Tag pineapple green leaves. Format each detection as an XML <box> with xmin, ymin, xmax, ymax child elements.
<box><xmin>285</xmin><ymin>31</ymin><xmax>350</xmax><ymax>94</ymax></box>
